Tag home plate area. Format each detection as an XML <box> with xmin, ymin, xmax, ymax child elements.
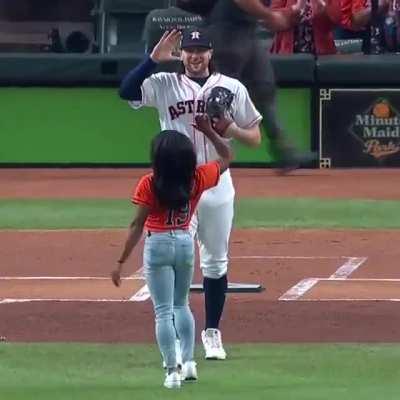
<box><xmin>0</xmin><ymin>277</ymin><xmax>262</xmax><ymax>304</ymax></box>
<box><xmin>1</xmin><ymin>255</ymin><xmax>399</xmax><ymax>303</ymax></box>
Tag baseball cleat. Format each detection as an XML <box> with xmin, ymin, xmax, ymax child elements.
<box><xmin>181</xmin><ymin>361</ymin><xmax>198</xmax><ymax>382</ymax></box>
<box><xmin>164</xmin><ymin>371</ymin><xmax>181</xmax><ymax>389</ymax></box>
<box><xmin>201</xmin><ymin>328</ymin><xmax>227</xmax><ymax>360</ymax></box>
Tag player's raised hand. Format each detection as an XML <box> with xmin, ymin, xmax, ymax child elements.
<box><xmin>150</xmin><ymin>30</ymin><xmax>182</xmax><ymax>63</ymax></box>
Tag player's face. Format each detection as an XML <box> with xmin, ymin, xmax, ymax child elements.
<box><xmin>181</xmin><ymin>47</ymin><xmax>213</xmax><ymax>77</ymax></box>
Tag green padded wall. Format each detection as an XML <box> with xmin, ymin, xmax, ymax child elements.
<box><xmin>0</xmin><ymin>87</ymin><xmax>310</xmax><ymax>164</ymax></box>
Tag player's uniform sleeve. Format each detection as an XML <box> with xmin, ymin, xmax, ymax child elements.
<box><xmin>131</xmin><ymin>175</ymin><xmax>155</xmax><ymax>208</ymax></box>
<box><xmin>128</xmin><ymin>73</ymin><xmax>166</xmax><ymax>110</ymax></box>
<box><xmin>231</xmin><ymin>82</ymin><xmax>263</xmax><ymax>129</ymax></box>
<box><xmin>195</xmin><ymin>161</ymin><xmax>221</xmax><ymax>194</ymax></box>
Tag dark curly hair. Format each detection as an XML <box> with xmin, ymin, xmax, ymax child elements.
<box><xmin>151</xmin><ymin>130</ymin><xmax>197</xmax><ymax>210</ymax></box>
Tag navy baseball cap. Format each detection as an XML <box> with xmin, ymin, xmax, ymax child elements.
<box><xmin>181</xmin><ymin>28</ymin><xmax>212</xmax><ymax>49</ymax></box>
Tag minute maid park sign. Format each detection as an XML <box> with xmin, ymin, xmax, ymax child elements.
<box><xmin>350</xmin><ymin>98</ymin><xmax>400</xmax><ymax>159</ymax></box>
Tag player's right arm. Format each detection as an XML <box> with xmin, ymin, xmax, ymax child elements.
<box><xmin>119</xmin><ymin>30</ymin><xmax>181</xmax><ymax>101</ymax></box>
<box><xmin>193</xmin><ymin>114</ymin><xmax>233</xmax><ymax>173</ymax></box>
<box><xmin>111</xmin><ymin>174</ymin><xmax>155</xmax><ymax>287</ymax></box>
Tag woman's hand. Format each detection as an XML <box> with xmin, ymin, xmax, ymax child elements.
<box><xmin>150</xmin><ymin>30</ymin><xmax>182</xmax><ymax>63</ymax></box>
<box><xmin>193</xmin><ymin>114</ymin><xmax>234</xmax><ymax>138</ymax></box>
<box><xmin>193</xmin><ymin>114</ymin><xmax>215</xmax><ymax>136</ymax></box>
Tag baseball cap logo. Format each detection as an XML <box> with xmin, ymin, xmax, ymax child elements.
<box><xmin>181</xmin><ymin>29</ymin><xmax>212</xmax><ymax>49</ymax></box>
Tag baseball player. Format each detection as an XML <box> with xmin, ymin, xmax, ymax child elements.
<box><xmin>111</xmin><ymin>120</ymin><xmax>233</xmax><ymax>389</ymax></box>
<box><xmin>119</xmin><ymin>29</ymin><xmax>262</xmax><ymax>360</ymax></box>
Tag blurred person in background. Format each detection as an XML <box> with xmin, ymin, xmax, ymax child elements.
<box><xmin>343</xmin><ymin>0</ymin><xmax>389</xmax><ymax>31</ymax></box>
<box><xmin>384</xmin><ymin>0</ymin><xmax>400</xmax><ymax>52</ymax></box>
<box><xmin>337</xmin><ymin>0</ymin><xmax>391</xmax><ymax>53</ymax></box>
<box><xmin>269</xmin><ymin>0</ymin><xmax>342</xmax><ymax>55</ymax></box>
<box><xmin>177</xmin><ymin>0</ymin><xmax>316</xmax><ymax>172</ymax></box>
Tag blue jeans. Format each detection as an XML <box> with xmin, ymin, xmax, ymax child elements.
<box><xmin>143</xmin><ymin>230</ymin><xmax>195</xmax><ymax>368</ymax></box>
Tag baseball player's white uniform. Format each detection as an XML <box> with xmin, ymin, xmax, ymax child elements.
<box><xmin>130</xmin><ymin>72</ymin><xmax>262</xmax><ymax>279</ymax></box>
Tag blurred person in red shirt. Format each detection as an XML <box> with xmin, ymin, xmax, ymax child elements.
<box><xmin>337</xmin><ymin>0</ymin><xmax>392</xmax><ymax>53</ymax></box>
<box><xmin>269</xmin><ymin>0</ymin><xmax>342</xmax><ymax>54</ymax></box>
<box><xmin>385</xmin><ymin>0</ymin><xmax>400</xmax><ymax>51</ymax></box>
<box><xmin>341</xmin><ymin>0</ymin><xmax>389</xmax><ymax>30</ymax></box>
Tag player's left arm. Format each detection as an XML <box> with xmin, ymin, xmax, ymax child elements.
<box><xmin>111</xmin><ymin>205</ymin><xmax>149</xmax><ymax>287</ymax></box>
<box><xmin>215</xmin><ymin>82</ymin><xmax>262</xmax><ymax>148</ymax></box>
<box><xmin>218</xmin><ymin>120</ymin><xmax>261</xmax><ymax>148</ymax></box>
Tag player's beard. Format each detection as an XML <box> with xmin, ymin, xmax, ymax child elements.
<box><xmin>187</xmin><ymin>66</ymin><xmax>208</xmax><ymax>77</ymax></box>
<box><xmin>185</xmin><ymin>58</ymin><xmax>210</xmax><ymax>78</ymax></box>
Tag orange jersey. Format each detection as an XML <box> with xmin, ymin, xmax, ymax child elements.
<box><xmin>132</xmin><ymin>161</ymin><xmax>220</xmax><ymax>232</ymax></box>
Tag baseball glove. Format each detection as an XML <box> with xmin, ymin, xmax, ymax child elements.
<box><xmin>206</xmin><ymin>86</ymin><xmax>235</xmax><ymax>119</ymax></box>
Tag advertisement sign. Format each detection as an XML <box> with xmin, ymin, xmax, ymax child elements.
<box><xmin>319</xmin><ymin>88</ymin><xmax>400</xmax><ymax>167</ymax></box>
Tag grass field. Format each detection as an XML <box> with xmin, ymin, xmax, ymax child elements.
<box><xmin>1</xmin><ymin>344</ymin><xmax>400</xmax><ymax>400</ymax></box>
<box><xmin>1</xmin><ymin>198</ymin><xmax>400</xmax><ymax>229</ymax></box>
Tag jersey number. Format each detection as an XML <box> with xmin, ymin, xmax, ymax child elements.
<box><xmin>166</xmin><ymin>204</ymin><xmax>190</xmax><ymax>226</ymax></box>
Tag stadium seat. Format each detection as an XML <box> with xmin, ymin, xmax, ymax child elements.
<box><xmin>93</xmin><ymin>0</ymin><xmax>168</xmax><ymax>54</ymax></box>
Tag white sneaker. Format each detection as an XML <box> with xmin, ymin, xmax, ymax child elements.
<box><xmin>164</xmin><ymin>371</ymin><xmax>181</xmax><ymax>389</ymax></box>
<box><xmin>162</xmin><ymin>339</ymin><xmax>183</xmax><ymax>369</ymax></box>
<box><xmin>201</xmin><ymin>328</ymin><xmax>227</xmax><ymax>360</ymax></box>
<box><xmin>181</xmin><ymin>361</ymin><xmax>198</xmax><ymax>382</ymax></box>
